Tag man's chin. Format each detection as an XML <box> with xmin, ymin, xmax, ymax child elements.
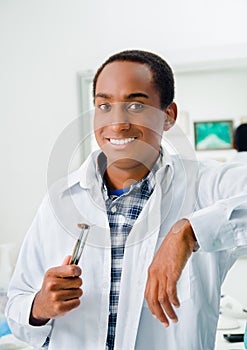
<box><xmin>107</xmin><ymin>157</ymin><xmax>144</xmax><ymax>170</ymax></box>
<box><xmin>102</xmin><ymin>146</ymin><xmax>160</xmax><ymax>171</ymax></box>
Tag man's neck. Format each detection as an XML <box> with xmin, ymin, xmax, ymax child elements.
<box><xmin>104</xmin><ymin>160</ymin><xmax>156</xmax><ymax>190</ymax></box>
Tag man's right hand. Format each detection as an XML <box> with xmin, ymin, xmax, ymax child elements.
<box><xmin>29</xmin><ymin>256</ymin><xmax>83</xmax><ymax>326</ymax></box>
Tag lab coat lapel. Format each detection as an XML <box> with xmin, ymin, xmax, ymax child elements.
<box><xmin>114</xmin><ymin>180</ymin><xmax>163</xmax><ymax>349</ymax></box>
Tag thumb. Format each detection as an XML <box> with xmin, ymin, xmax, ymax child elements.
<box><xmin>62</xmin><ymin>255</ymin><xmax>72</xmax><ymax>266</ymax></box>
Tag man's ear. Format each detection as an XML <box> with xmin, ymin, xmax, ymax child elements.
<box><xmin>233</xmin><ymin>140</ymin><xmax>237</xmax><ymax>150</ymax></box>
<box><xmin>163</xmin><ymin>102</ymin><xmax>177</xmax><ymax>131</ymax></box>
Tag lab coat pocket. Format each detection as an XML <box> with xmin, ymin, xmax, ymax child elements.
<box><xmin>176</xmin><ymin>261</ymin><xmax>191</xmax><ymax>303</ymax></box>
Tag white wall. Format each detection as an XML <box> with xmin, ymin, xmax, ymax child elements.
<box><xmin>176</xmin><ymin>68</ymin><xmax>247</xmax><ymax>119</ymax></box>
<box><xmin>174</xmin><ymin>66</ymin><xmax>247</xmax><ymax>161</ymax></box>
<box><xmin>0</xmin><ymin>1</ymin><xmax>91</xmax><ymax>248</ymax></box>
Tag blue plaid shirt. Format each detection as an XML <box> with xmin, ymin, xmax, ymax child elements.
<box><xmin>98</xmin><ymin>151</ymin><xmax>163</xmax><ymax>350</ymax></box>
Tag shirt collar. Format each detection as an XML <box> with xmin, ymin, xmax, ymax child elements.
<box><xmin>98</xmin><ymin>148</ymin><xmax>164</xmax><ymax>199</ymax></box>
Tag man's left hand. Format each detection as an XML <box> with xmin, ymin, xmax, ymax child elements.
<box><xmin>144</xmin><ymin>219</ymin><xmax>196</xmax><ymax>327</ymax></box>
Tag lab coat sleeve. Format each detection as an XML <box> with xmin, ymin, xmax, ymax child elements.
<box><xmin>188</xmin><ymin>195</ymin><xmax>247</xmax><ymax>252</ymax></box>
<box><xmin>5</xmin><ymin>194</ymin><xmax>53</xmax><ymax>348</ymax></box>
<box><xmin>186</xmin><ymin>162</ymin><xmax>247</xmax><ymax>253</ymax></box>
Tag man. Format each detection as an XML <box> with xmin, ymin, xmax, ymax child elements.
<box><xmin>232</xmin><ymin>123</ymin><xmax>247</xmax><ymax>162</ymax></box>
<box><xmin>6</xmin><ymin>50</ymin><xmax>247</xmax><ymax>349</ymax></box>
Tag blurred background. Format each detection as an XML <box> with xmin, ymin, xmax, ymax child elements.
<box><xmin>0</xmin><ymin>1</ymin><xmax>247</xmax><ymax>347</ymax></box>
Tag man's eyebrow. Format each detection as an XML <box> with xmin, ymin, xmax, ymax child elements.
<box><xmin>126</xmin><ymin>92</ymin><xmax>149</xmax><ymax>100</ymax></box>
<box><xmin>95</xmin><ymin>92</ymin><xmax>149</xmax><ymax>100</ymax></box>
<box><xmin>95</xmin><ymin>92</ymin><xmax>112</xmax><ymax>99</ymax></box>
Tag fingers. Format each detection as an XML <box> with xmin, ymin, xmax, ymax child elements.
<box><xmin>48</xmin><ymin>286</ymin><xmax>83</xmax><ymax>304</ymax></box>
<box><xmin>158</xmin><ymin>282</ymin><xmax>178</xmax><ymax>324</ymax></box>
<box><xmin>59</xmin><ymin>298</ymin><xmax>81</xmax><ymax>313</ymax></box>
<box><xmin>60</xmin><ymin>288</ymin><xmax>83</xmax><ymax>301</ymax></box>
<box><xmin>62</xmin><ymin>255</ymin><xmax>72</xmax><ymax>265</ymax></box>
<box><xmin>144</xmin><ymin>221</ymin><xmax>195</xmax><ymax>327</ymax></box>
<box><xmin>31</xmin><ymin>261</ymin><xmax>83</xmax><ymax>322</ymax></box>
<box><xmin>145</xmin><ymin>280</ymin><xmax>169</xmax><ymax>326</ymax></box>
<box><xmin>46</xmin><ymin>264</ymin><xmax>81</xmax><ymax>280</ymax></box>
<box><xmin>40</xmin><ymin>288</ymin><xmax>83</xmax><ymax>318</ymax></box>
<box><xmin>166</xmin><ymin>277</ymin><xmax>180</xmax><ymax>308</ymax></box>
<box><xmin>145</xmin><ymin>275</ymin><xmax>178</xmax><ymax>327</ymax></box>
<box><xmin>45</xmin><ymin>275</ymin><xmax>83</xmax><ymax>291</ymax></box>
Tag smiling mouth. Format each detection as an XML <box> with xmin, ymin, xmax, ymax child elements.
<box><xmin>108</xmin><ymin>137</ymin><xmax>136</xmax><ymax>145</ymax></box>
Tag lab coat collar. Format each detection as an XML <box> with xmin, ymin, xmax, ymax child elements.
<box><xmin>59</xmin><ymin>148</ymin><xmax>175</xmax><ymax>195</ymax></box>
<box><xmin>58</xmin><ymin>150</ymin><xmax>101</xmax><ymax>195</ymax></box>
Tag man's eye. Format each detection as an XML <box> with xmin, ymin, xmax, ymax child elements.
<box><xmin>98</xmin><ymin>103</ymin><xmax>111</xmax><ymax>111</ymax></box>
<box><xmin>127</xmin><ymin>102</ymin><xmax>145</xmax><ymax>111</ymax></box>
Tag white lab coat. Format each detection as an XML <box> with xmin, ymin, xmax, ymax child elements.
<box><xmin>230</xmin><ymin>151</ymin><xmax>247</xmax><ymax>163</ymax></box>
<box><xmin>6</xmin><ymin>151</ymin><xmax>247</xmax><ymax>350</ymax></box>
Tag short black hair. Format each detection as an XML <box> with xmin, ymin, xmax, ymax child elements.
<box><xmin>93</xmin><ymin>49</ymin><xmax>175</xmax><ymax>109</ymax></box>
<box><xmin>234</xmin><ymin>124</ymin><xmax>247</xmax><ymax>151</ymax></box>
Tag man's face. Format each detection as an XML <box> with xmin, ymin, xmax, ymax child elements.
<box><xmin>94</xmin><ymin>61</ymin><xmax>173</xmax><ymax>170</ymax></box>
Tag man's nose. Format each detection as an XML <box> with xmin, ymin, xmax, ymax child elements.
<box><xmin>110</xmin><ymin>121</ymin><xmax>131</xmax><ymax>132</ymax></box>
<box><xmin>110</xmin><ymin>104</ymin><xmax>131</xmax><ymax>132</ymax></box>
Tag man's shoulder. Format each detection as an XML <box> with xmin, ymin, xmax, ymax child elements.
<box><xmin>166</xmin><ymin>154</ymin><xmax>232</xmax><ymax>186</ymax></box>
<box><xmin>166</xmin><ymin>154</ymin><xmax>200</xmax><ymax>174</ymax></box>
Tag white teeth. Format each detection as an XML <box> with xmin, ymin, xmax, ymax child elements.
<box><xmin>110</xmin><ymin>138</ymin><xmax>135</xmax><ymax>145</ymax></box>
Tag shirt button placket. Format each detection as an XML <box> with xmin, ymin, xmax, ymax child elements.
<box><xmin>111</xmin><ymin>205</ymin><xmax>117</xmax><ymax>213</ymax></box>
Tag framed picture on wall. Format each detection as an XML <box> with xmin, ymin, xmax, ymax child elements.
<box><xmin>194</xmin><ymin>120</ymin><xmax>234</xmax><ymax>150</ymax></box>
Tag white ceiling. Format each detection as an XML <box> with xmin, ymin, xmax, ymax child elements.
<box><xmin>1</xmin><ymin>0</ymin><xmax>247</xmax><ymax>69</ymax></box>
<box><xmin>81</xmin><ymin>0</ymin><xmax>247</xmax><ymax>68</ymax></box>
